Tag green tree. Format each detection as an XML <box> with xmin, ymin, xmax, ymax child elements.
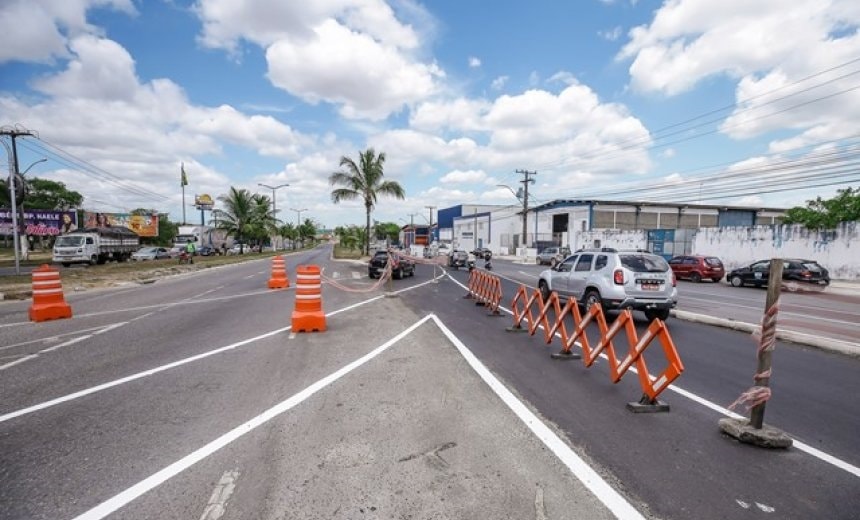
<box><xmin>279</xmin><ymin>222</ymin><xmax>298</xmax><ymax>250</ymax></box>
<box><xmin>375</xmin><ymin>221</ymin><xmax>401</xmax><ymax>244</ymax></box>
<box><xmin>783</xmin><ymin>187</ymin><xmax>860</xmax><ymax>228</ymax></box>
<box><xmin>243</xmin><ymin>193</ymin><xmax>278</xmax><ymax>247</ymax></box>
<box><xmin>212</xmin><ymin>187</ymin><xmax>257</xmax><ymax>253</ymax></box>
<box><xmin>299</xmin><ymin>217</ymin><xmax>317</xmax><ymax>248</ymax></box>
<box><xmin>329</xmin><ymin>148</ymin><xmax>405</xmax><ymax>255</ymax></box>
<box><xmin>0</xmin><ymin>176</ymin><xmax>84</xmax><ymax>209</ymax></box>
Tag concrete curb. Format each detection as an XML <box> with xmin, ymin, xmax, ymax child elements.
<box><xmin>672</xmin><ymin>309</ymin><xmax>860</xmax><ymax>358</ymax></box>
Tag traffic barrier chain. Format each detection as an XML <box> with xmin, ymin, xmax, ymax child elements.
<box><xmin>463</xmin><ymin>268</ymin><xmax>503</xmax><ymax>315</ymax></box>
<box><xmin>507</xmin><ymin>284</ymin><xmax>684</xmax><ymax>412</ymax></box>
<box><xmin>267</xmin><ymin>255</ymin><xmax>290</xmax><ymax>289</ymax></box>
<box><xmin>29</xmin><ymin>264</ymin><xmax>73</xmax><ymax>322</ymax></box>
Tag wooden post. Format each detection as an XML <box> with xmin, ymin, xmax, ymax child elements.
<box><xmin>749</xmin><ymin>258</ymin><xmax>784</xmax><ymax>429</ymax></box>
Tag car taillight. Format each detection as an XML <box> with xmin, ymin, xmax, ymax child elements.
<box><xmin>801</xmin><ymin>270</ymin><xmax>812</xmax><ymax>278</ymax></box>
<box><xmin>613</xmin><ymin>269</ymin><xmax>624</xmax><ymax>285</ymax></box>
<box><xmin>672</xmin><ymin>272</ymin><xmax>677</xmax><ymax>287</ymax></box>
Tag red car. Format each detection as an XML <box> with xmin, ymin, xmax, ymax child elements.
<box><xmin>668</xmin><ymin>255</ymin><xmax>725</xmax><ymax>283</ymax></box>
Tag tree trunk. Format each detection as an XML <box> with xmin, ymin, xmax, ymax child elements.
<box><xmin>365</xmin><ymin>203</ymin><xmax>372</xmax><ymax>256</ymax></box>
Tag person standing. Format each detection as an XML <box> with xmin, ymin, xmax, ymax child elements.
<box><xmin>185</xmin><ymin>240</ymin><xmax>196</xmax><ymax>264</ymax></box>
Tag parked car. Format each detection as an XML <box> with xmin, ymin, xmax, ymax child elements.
<box><xmin>131</xmin><ymin>246</ymin><xmax>170</xmax><ymax>261</ymax></box>
<box><xmin>368</xmin><ymin>250</ymin><xmax>416</xmax><ymax>279</ymax></box>
<box><xmin>537</xmin><ymin>246</ymin><xmax>571</xmax><ymax>266</ymax></box>
<box><xmin>538</xmin><ymin>248</ymin><xmax>677</xmax><ymax>321</ymax></box>
<box><xmin>228</xmin><ymin>243</ymin><xmax>249</xmax><ymax>255</ymax></box>
<box><xmin>198</xmin><ymin>245</ymin><xmax>216</xmax><ymax>256</ymax></box>
<box><xmin>436</xmin><ymin>243</ymin><xmax>452</xmax><ymax>257</ymax></box>
<box><xmin>668</xmin><ymin>255</ymin><xmax>725</xmax><ymax>283</ymax></box>
<box><xmin>727</xmin><ymin>259</ymin><xmax>830</xmax><ymax>288</ymax></box>
<box><xmin>448</xmin><ymin>249</ymin><xmax>469</xmax><ymax>270</ymax></box>
<box><xmin>472</xmin><ymin>247</ymin><xmax>492</xmax><ymax>260</ymax></box>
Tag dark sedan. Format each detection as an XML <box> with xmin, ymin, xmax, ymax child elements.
<box><xmin>727</xmin><ymin>258</ymin><xmax>830</xmax><ymax>288</ymax></box>
<box><xmin>368</xmin><ymin>250</ymin><xmax>416</xmax><ymax>279</ymax></box>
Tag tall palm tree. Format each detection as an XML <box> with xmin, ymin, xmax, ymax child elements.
<box><xmin>213</xmin><ymin>187</ymin><xmax>256</xmax><ymax>253</ymax></box>
<box><xmin>329</xmin><ymin>148</ymin><xmax>405</xmax><ymax>255</ymax></box>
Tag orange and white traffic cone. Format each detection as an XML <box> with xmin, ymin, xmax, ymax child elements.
<box><xmin>291</xmin><ymin>265</ymin><xmax>326</xmax><ymax>332</ymax></box>
<box><xmin>29</xmin><ymin>264</ymin><xmax>73</xmax><ymax>322</ymax></box>
<box><xmin>268</xmin><ymin>255</ymin><xmax>289</xmax><ymax>289</ymax></box>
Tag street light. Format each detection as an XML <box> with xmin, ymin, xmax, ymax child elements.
<box><xmin>290</xmin><ymin>207</ymin><xmax>307</xmax><ymax>248</ymax></box>
<box><xmin>258</xmin><ymin>183</ymin><xmax>288</xmax><ymax>250</ymax></box>
<box><xmin>8</xmin><ymin>157</ymin><xmax>47</xmax><ymax>275</ymax></box>
<box><xmin>497</xmin><ymin>183</ymin><xmax>528</xmax><ymax>250</ymax></box>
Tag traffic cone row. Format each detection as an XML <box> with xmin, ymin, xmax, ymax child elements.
<box><xmin>268</xmin><ymin>255</ymin><xmax>290</xmax><ymax>289</ymax></box>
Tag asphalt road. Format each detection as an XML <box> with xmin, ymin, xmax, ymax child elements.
<box><xmin>1</xmin><ymin>245</ymin><xmax>858</xmax><ymax>519</ymax></box>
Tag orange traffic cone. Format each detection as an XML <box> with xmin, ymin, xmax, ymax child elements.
<box><xmin>29</xmin><ymin>264</ymin><xmax>73</xmax><ymax>322</ymax></box>
<box><xmin>268</xmin><ymin>255</ymin><xmax>289</xmax><ymax>289</ymax></box>
<box><xmin>291</xmin><ymin>264</ymin><xmax>326</xmax><ymax>332</ymax></box>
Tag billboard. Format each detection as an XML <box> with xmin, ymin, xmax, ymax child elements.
<box><xmin>195</xmin><ymin>193</ymin><xmax>214</xmax><ymax>210</ymax></box>
<box><xmin>0</xmin><ymin>209</ymin><xmax>79</xmax><ymax>236</ymax></box>
<box><xmin>83</xmin><ymin>212</ymin><xmax>159</xmax><ymax>237</ymax></box>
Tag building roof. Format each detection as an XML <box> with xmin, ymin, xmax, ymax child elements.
<box><xmin>528</xmin><ymin>199</ymin><xmax>787</xmax><ymax>213</ymax></box>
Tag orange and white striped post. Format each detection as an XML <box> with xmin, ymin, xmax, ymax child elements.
<box><xmin>29</xmin><ymin>264</ymin><xmax>73</xmax><ymax>322</ymax></box>
<box><xmin>291</xmin><ymin>265</ymin><xmax>326</xmax><ymax>332</ymax></box>
<box><xmin>267</xmin><ymin>255</ymin><xmax>289</xmax><ymax>289</ymax></box>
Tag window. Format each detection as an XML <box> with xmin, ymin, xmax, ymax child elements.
<box><xmin>683</xmin><ymin>258</ymin><xmax>697</xmax><ymax>265</ymax></box>
<box><xmin>86</xmin><ymin>237</ymin><xmax>94</xmax><ymax>245</ymax></box>
<box><xmin>559</xmin><ymin>255</ymin><xmax>577</xmax><ymax>272</ymax></box>
<box><xmin>575</xmin><ymin>254</ymin><xmax>593</xmax><ymax>272</ymax></box>
<box><xmin>595</xmin><ymin>255</ymin><xmax>608</xmax><ymax>270</ymax></box>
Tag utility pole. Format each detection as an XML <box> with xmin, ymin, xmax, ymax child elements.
<box><xmin>1</xmin><ymin>127</ymin><xmax>37</xmax><ymax>272</ymax></box>
<box><xmin>259</xmin><ymin>183</ymin><xmax>288</xmax><ymax>250</ymax></box>
<box><xmin>407</xmin><ymin>212</ymin><xmax>419</xmax><ymax>247</ymax></box>
<box><xmin>425</xmin><ymin>205</ymin><xmax>436</xmax><ymax>243</ymax></box>
<box><xmin>516</xmin><ymin>169</ymin><xmax>536</xmax><ymax>249</ymax></box>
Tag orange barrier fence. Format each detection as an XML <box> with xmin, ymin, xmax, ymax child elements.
<box><xmin>464</xmin><ymin>269</ymin><xmax>503</xmax><ymax>315</ymax></box>
<box><xmin>291</xmin><ymin>265</ymin><xmax>326</xmax><ymax>332</ymax></box>
<box><xmin>507</xmin><ymin>284</ymin><xmax>684</xmax><ymax>412</ymax></box>
<box><xmin>29</xmin><ymin>265</ymin><xmax>73</xmax><ymax>322</ymax></box>
<box><xmin>267</xmin><ymin>255</ymin><xmax>290</xmax><ymax>289</ymax></box>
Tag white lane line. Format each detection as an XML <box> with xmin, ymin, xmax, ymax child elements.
<box><xmin>431</xmin><ymin>314</ymin><xmax>646</xmax><ymax>520</ymax></box>
<box><xmin>680</xmin><ymin>295</ymin><xmax>860</xmax><ymax>327</ymax></box>
<box><xmin>244</xmin><ymin>274</ymin><xmax>255</xmax><ymax>279</ymax></box>
<box><xmin>0</xmin><ymin>355</ymin><xmax>39</xmax><ymax>371</ymax></box>
<box><xmin>198</xmin><ymin>469</ymin><xmax>240</xmax><ymax>520</ymax></box>
<box><xmin>449</xmin><ymin>274</ymin><xmax>860</xmax><ymax>479</ymax></box>
<box><xmin>0</xmin><ymin>295</ymin><xmax>382</xmax><ymax>424</ymax></box>
<box><xmin>40</xmin><ymin>335</ymin><xmax>91</xmax><ymax>353</ymax></box>
<box><xmin>70</xmin><ymin>315</ymin><xmax>433</xmax><ymax>520</ymax></box>
<box><xmin>0</xmin><ymin>325</ymin><xmax>113</xmax><ymax>352</ymax></box>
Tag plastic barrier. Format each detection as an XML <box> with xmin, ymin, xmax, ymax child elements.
<box><xmin>507</xmin><ymin>284</ymin><xmax>684</xmax><ymax>412</ymax></box>
<box><xmin>291</xmin><ymin>265</ymin><xmax>326</xmax><ymax>332</ymax></box>
<box><xmin>29</xmin><ymin>264</ymin><xmax>73</xmax><ymax>322</ymax></box>
<box><xmin>464</xmin><ymin>269</ymin><xmax>503</xmax><ymax>315</ymax></box>
<box><xmin>267</xmin><ymin>255</ymin><xmax>290</xmax><ymax>289</ymax></box>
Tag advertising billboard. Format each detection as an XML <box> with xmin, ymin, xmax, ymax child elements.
<box><xmin>0</xmin><ymin>209</ymin><xmax>79</xmax><ymax>236</ymax></box>
<box><xmin>194</xmin><ymin>194</ymin><xmax>214</xmax><ymax>210</ymax></box>
<box><xmin>83</xmin><ymin>212</ymin><xmax>159</xmax><ymax>237</ymax></box>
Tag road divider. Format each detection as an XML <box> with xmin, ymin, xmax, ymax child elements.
<box><xmin>507</xmin><ymin>284</ymin><xmax>684</xmax><ymax>412</ymax></box>
<box><xmin>29</xmin><ymin>264</ymin><xmax>73</xmax><ymax>323</ymax></box>
<box><xmin>464</xmin><ymin>269</ymin><xmax>503</xmax><ymax>316</ymax></box>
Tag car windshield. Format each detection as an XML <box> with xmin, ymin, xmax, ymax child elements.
<box><xmin>705</xmin><ymin>257</ymin><xmax>722</xmax><ymax>267</ymax></box>
<box><xmin>620</xmin><ymin>254</ymin><xmax>669</xmax><ymax>272</ymax></box>
<box><xmin>55</xmin><ymin>236</ymin><xmax>84</xmax><ymax>247</ymax></box>
<box><xmin>802</xmin><ymin>262</ymin><xmax>823</xmax><ymax>272</ymax></box>
<box><xmin>138</xmin><ymin>248</ymin><xmax>156</xmax><ymax>253</ymax></box>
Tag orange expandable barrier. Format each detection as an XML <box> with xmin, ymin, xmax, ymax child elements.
<box><xmin>465</xmin><ymin>269</ymin><xmax>503</xmax><ymax>315</ymax></box>
<box><xmin>29</xmin><ymin>264</ymin><xmax>73</xmax><ymax>322</ymax></box>
<box><xmin>291</xmin><ymin>264</ymin><xmax>326</xmax><ymax>332</ymax></box>
<box><xmin>268</xmin><ymin>255</ymin><xmax>290</xmax><ymax>289</ymax></box>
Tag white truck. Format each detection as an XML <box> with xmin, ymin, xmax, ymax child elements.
<box><xmin>53</xmin><ymin>227</ymin><xmax>140</xmax><ymax>266</ymax></box>
<box><xmin>174</xmin><ymin>225</ymin><xmax>229</xmax><ymax>251</ymax></box>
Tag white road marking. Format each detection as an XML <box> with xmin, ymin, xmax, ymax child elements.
<box><xmin>288</xmin><ymin>332</ymin><xmax>296</xmax><ymax>340</ymax></box>
<box><xmin>756</xmin><ymin>502</ymin><xmax>775</xmax><ymax>513</ymax></box>
<box><xmin>2</xmin><ymin>322</ymin><xmax>129</xmax><ymax>369</ymax></box>
<box><xmin>352</xmin><ymin>272</ymin><xmax>360</xmax><ymax>279</ymax></box>
<box><xmin>0</xmin><ymin>325</ymin><xmax>113</xmax><ymax>352</ymax></box>
<box><xmin>40</xmin><ymin>335</ymin><xmax>90</xmax><ymax>353</ymax></box>
<box><xmin>70</xmin><ymin>315</ymin><xmax>434</xmax><ymax>520</ymax></box>
<box><xmin>448</xmin><ymin>273</ymin><xmax>860</xmax><ymax>479</ymax></box>
<box><xmin>736</xmin><ymin>500</ymin><xmax>750</xmax><ymax>509</ymax></box>
<box><xmin>244</xmin><ymin>274</ymin><xmax>255</xmax><ymax>279</ymax></box>
<box><xmin>198</xmin><ymin>469</ymin><xmax>240</xmax><ymax>520</ymax></box>
<box><xmin>680</xmin><ymin>295</ymin><xmax>860</xmax><ymax>328</ymax></box>
<box><xmin>431</xmin><ymin>314</ymin><xmax>646</xmax><ymax>520</ymax></box>
<box><xmin>0</xmin><ymin>355</ymin><xmax>39</xmax><ymax>371</ymax></box>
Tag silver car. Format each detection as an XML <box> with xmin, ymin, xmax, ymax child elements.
<box><xmin>536</xmin><ymin>246</ymin><xmax>571</xmax><ymax>266</ymax></box>
<box><xmin>538</xmin><ymin>248</ymin><xmax>677</xmax><ymax>321</ymax></box>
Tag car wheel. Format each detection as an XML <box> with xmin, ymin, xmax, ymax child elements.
<box><xmin>89</xmin><ymin>255</ymin><xmax>98</xmax><ymax>266</ymax></box>
<box><xmin>538</xmin><ymin>280</ymin><xmax>551</xmax><ymax>302</ymax></box>
<box><xmin>61</xmin><ymin>262</ymin><xmax>70</xmax><ymax>267</ymax></box>
<box><xmin>689</xmin><ymin>272</ymin><xmax>702</xmax><ymax>283</ymax></box>
<box><xmin>730</xmin><ymin>275</ymin><xmax>744</xmax><ymax>287</ymax></box>
<box><xmin>395</xmin><ymin>267</ymin><xmax>403</xmax><ymax>280</ymax></box>
<box><xmin>645</xmin><ymin>308</ymin><xmax>671</xmax><ymax>322</ymax></box>
<box><xmin>583</xmin><ymin>289</ymin><xmax>601</xmax><ymax>313</ymax></box>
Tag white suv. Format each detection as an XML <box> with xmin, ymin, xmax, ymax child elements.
<box><xmin>538</xmin><ymin>248</ymin><xmax>677</xmax><ymax>321</ymax></box>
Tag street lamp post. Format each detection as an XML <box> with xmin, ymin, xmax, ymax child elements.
<box><xmin>258</xmin><ymin>183</ymin><xmax>288</xmax><ymax>250</ymax></box>
<box><xmin>290</xmin><ymin>207</ymin><xmax>307</xmax><ymax>248</ymax></box>
<box><xmin>8</xmin><ymin>157</ymin><xmax>47</xmax><ymax>275</ymax></box>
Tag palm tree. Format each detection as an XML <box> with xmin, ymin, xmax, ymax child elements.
<box><xmin>213</xmin><ymin>187</ymin><xmax>257</xmax><ymax>253</ymax></box>
<box><xmin>279</xmin><ymin>223</ymin><xmax>298</xmax><ymax>250</ymax></box>
<box><xmin>330</xmin><ymin>148</ymin><xmax>405</xmax><ymax>255</ymax></box>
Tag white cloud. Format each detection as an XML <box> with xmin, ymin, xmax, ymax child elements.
<box><xmin>440</xmin><ymin>169</ymin><xmax>487</xmax><ymax>184</ymax></box>
<box><xmin>491</xmin><ymin>75</ymin><xmax>509</xmax><ymax>90</ymax></box>
<box><xmin>598</xmin><ymin>26</ymin><xmax>623</xmax><ymax>42</ymax></box>
<box><xmin>528</xmin><ymin>71</ymin><xmax>540</xmax><ymax>86</ymax></box>
<box><xmin>547</xmin><ymin>71</ymin><xmax>578</xmax><ymax>85</ymax></box>
<box><xmin>734</xmin><ymin>195</ymin><xmax>764</xmax><ymax>206</ymax></box>
<box><xmin>661</xmin><ymin>148</ymin><xmax>676</xmax><ymax>158</ymax></box>
<box><xmin>196</xmin><ymin>0</ymin><xmax>443</xmax><ymax>120</ymax></box>
<box><xmin>0</xmin><ymin>0</ymin><xmax>135</xmax><ymax>64</ymax></box>
<box><xmin>468</xmin><ymin>56</ymin><xmax>481</xmax><ymax>68</ymax></box>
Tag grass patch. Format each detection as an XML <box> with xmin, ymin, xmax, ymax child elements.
<box><xmin>333</xmin><ymin>245</ymin><xmax>364</xmax><ymax>260</ymax></box>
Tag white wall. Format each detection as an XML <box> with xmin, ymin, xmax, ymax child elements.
<box><xmin>693</xmin><ymin>222</ymin><xmax>860</xmax><ymax>279</ymax></box>
<box><xmin>578</xmin><ymin>229</ymin><xmax>647</xmax><ymax>251</ymax></box>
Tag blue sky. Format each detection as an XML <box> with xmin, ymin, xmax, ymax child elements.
<box><xmin>2</xmin><ymin>0</ymin><xmax>859</xmax><ymax>228</ymax></box>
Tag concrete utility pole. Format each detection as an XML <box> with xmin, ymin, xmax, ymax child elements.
<box><xmin>425</xmin><ymin>205</ymin><xmax>436</xmax><ymax>243</ymax></box>
<box><xmin>407</xmin><ymin>212</ymin><xmax>419</xmax><ymax>247</ymax></box>
<box><xmin>516</xmin><ymin>169</ymin><xmax>536</xmax><ymax>249</ymax></box>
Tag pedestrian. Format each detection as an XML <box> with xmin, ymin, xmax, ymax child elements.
<box><xmin>185</xmin><ymin>240</ymin><xmax>196</xmax><ymax>264</ymax></box>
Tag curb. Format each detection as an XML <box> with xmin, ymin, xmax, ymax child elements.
<box><xmin>672</xmin><ymin>309</ymin><xmax>860</xmax><ymax>358</ymax></box>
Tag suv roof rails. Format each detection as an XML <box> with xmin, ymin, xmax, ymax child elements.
<box><xmin>575</xmin><ymin>247</ymin><xmax>618</xmax><ymax>253</ymax></box>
